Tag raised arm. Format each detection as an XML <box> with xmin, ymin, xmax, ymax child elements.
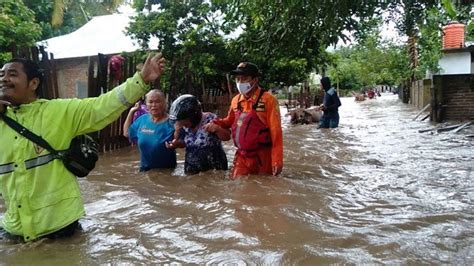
<box><xmin>68</xmin><ymin>53</ymin><xmax>166</xmax><ymax>137</ymax></box>
<box><xmin>140</xmin><ymin>53</ymin><xmax>166</xmax><ymax>83</ymax></box>
<box><xmin>123</xmin><ymin>102</ymin><xmax>140</xmax><ymax>138</ymax></box>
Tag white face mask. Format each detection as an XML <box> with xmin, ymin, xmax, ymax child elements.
<box><xmin>236</xmin><ymin>82</ymin><xmax>252</xmax><ymax>95</ymax></box>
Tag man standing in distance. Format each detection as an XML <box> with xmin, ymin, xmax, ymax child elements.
<box><xmin>319</xmin><ymin>76</ymin><xmax>341</xmax><ymax>128</ymax></box>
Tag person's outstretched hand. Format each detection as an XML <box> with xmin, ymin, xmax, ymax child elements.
<box><xmin>140</xmin><ymin>53</ymin><xmax>166</xmax><ymax>83</ymax></box>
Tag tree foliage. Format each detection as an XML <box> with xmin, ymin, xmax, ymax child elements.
<box><xmin>3</xmin><ymin>0</ymin><xmax>470</xmax><ymax>95</ymax></box>
<box><xmin>468</xmin><ymin>20</ymin><xmax>474</xmax><ymax>42</ymax></box>
<box><xmin>417</xmin><ymin>8</ymin><xmax>445</xmax><ymax>76</ymax></box>
<box><xmin>220</xmin><ymin>0</ymin><xmax>386</xmax><ymax>86</ymax></box>
<box><xmin>21</xmin><ymin>0</ymin><xmax>126</xmax><ymax>40</ymax></box>
<box><xmin>127</xmin><ymin>0</ymin><xmax>234</xmax><ymax>98</ymax></box>
<box><xmin>383</xmin><ymin>0</ymin><xmax>472</xmax><ymax>81</ymax></box>
<box><xmin>1</xmin><ymin>0</ymin><xmax>130</xmax><ymax>63</ymax></box>
<box><xmin>327</xmin><ymin>32</ymin><xmax>411</xmax><ymax>92</ymax></box>
<box><xmin>0</xmin><ymin>0</ymin><xmax>42</xmax><ymax>63</ymax></box>
<box><xmin>127</xmin><ymin>0</ymin><xmax>389</xmax><ymax>91</ymax></box>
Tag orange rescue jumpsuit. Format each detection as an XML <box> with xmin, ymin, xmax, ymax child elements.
<box><xmin>216</xmin><ymin>87</ymin><xmax>283</xmax><ymax>178</ymax></box>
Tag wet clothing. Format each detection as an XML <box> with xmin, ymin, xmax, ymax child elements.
<box><xmin>0</xmin><ymin>220</ymin><xmax>80</xmax><ymax>241</ymax></box>
<box><xmin>0</xmin><ymin>72</ymin><xmax>150</xmax><ymax>242</ymax></box>
<box><xmin>182</xmin><ymin>112</ymin><xmax>228</xmax><ymax>174</ymax></box>
<box><xmin>231</xmin><ymin>90</ymin><xmax>271</xmax><ymax>152</ymax></box>
<box><xmin>320</xmin><ymin>87</ymin><xmax>341</xmax><ymax>128</ymax></box>
<box><xmin>319</xmin><ymin>113</ymin><xmax>340</xmax><ymax>128</ymax></box>
<box><xmin>216</xmin><ymin>87</ymin><xmax>283</xmax><ymax>177</ymax></box>
<box><xmin>232</xmin><ymin>147</ymin><xmax>273</xmax><ymax>177</ymax></box>
<box><xmin>128</xmin><ymin>114</ymin><xmax>177</xmax><ymax>171</ymax></box>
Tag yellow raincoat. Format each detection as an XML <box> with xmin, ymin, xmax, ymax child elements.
<box><xmin>0</xmin><ymin>73</ymin><xmax>149</xmax><ymax>241</ymax></box>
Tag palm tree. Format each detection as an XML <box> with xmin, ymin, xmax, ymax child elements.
<box><xmin>51</xmin><ymin>0</ymin><xmax>127</xmax><ymax>28</ymax></box>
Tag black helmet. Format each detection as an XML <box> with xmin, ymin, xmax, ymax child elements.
<box><xmin>169</xmin><ymin>94</ymin><xmax>202</xmax><ymax>126</ymax></box>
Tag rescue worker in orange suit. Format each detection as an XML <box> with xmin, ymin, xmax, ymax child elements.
<box><xmin>210</xmin><ymin>62</ymin><xmax>283</xmax><ymax>179</ymax></box>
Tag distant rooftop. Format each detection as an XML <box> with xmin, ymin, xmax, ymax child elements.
<box><xmin>38</xmin><ymin>13</ymin><xmax>158</xmax><ymax>59</ymax></box>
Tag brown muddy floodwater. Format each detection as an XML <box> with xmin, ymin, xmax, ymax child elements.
<box><xmin>1</xmin><ymin>94</ymin><xmax>473</xmax><ymax>264</ymax></box>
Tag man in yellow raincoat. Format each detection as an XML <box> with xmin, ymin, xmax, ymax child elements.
<box><xmin>0</xmin><ymin>53</ymin><xmax>165</xmax><ymax>241</ymax></box>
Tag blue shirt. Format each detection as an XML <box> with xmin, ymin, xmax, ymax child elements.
<box><xmin>182</xmin><ymin>112</ymin><xmax>228</xmax><ymax>174</ymax></box>
<box><xmin>129</xmin><ymin>114</ymin><xmax>176</xmax><ymax>171</ymax></box>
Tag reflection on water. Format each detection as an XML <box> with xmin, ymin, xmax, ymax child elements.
<box><xmin>1</xmin><ymin>94</ymin><xmax>473</xmax><ymax>264</ymax></box>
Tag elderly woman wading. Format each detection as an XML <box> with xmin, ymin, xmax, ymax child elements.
<box><xmin>123</xmin><ymin>89</ymin><xmax>177</xmax><ymax>171</ymax></box>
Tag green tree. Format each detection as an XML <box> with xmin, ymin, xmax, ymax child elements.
<box><xmin>221</xmin><ymin>0</ymin><xmax>385</xmax><ymax>84</ymax></box>
<box><xmin>417</xmin><ymin>8</ymin><xmax>445</xmax><ymax>76</ymax></box>
<box><xmin>127</xmin><ymin>0</ymin><xmax>234</xmax><ymax>98</ymax></box>
<box><xmin>22</xmin><ymin>0</ymin><xmax>126</xmax><ymax>40</ymax></box>
<box><xmin>467</xmin><ymin>20</ymin><xmax>474</xmax><ymax>42</ymax></box>
<box><xmin>385</xmin><ymin>0</ymin><xmax>438</xmax><ymax>82</ymax></box>
<box><xmin>0</xmin><ymin>0</ymin><xmax>42</xmax><ymax>63</ymax></box>
<box><xmin>327</xmin><ymin>32</ymin><xmax>411</xmax><ymax>92</ymax></box>
<box><xmin>383</xmin><ymin>0</ymin><xmax>472</xmax><ymax>81</ymax></box>
<box><xmin>50</xmin><ymin>0</ymin><xmax>124</xmax><ymax>28</ymax></box>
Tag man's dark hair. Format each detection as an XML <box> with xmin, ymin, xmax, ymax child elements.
<box><xmin>7</xmin><ymin>58</ymin><xmax>43</xmax><ymax>96</ymax></box>
<box><xmin>321</xmin><ymin>76</ymin><xmax>331</xmax><ymax>91</ymax></box>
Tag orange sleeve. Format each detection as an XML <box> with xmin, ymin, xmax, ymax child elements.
<box><xmin>213</xmin><ymin>95</ymin><xmax>237</xmax><ymax>129</ymax></box>
<box><xmin>264</xmin><ymin>93</ymin><xmax>283</xmax><ymax>168</ymax></box>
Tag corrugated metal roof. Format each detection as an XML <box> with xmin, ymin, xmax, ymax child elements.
<box><xmin>38</xmin><ymin>13</ymin><xmax>158</xmax><ymax>59</ymax></box>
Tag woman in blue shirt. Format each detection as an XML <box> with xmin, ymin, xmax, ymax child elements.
<box><xmin>123</xmin><ymin>89</ymin><xmax>177</xmax><ymax>171</ymax></box>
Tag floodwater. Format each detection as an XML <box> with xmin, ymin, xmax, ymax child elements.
<box><xmin>1</xmin><ymin>94</ymin><xmax>473</xmax><ymax>264</ymax></box>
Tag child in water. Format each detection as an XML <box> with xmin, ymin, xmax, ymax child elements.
<box><xmin>165</xmin><ymin>94</ymin><xmax>230</xmax><ymax>174</ymax></box>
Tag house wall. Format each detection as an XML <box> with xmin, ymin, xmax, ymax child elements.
<box><xmin>55</xmin><ymin>56</ymin><xmax>98</xmax><ymax>98</ymax></box>
<box><xmin>438</xmin><ymin>52</ymin><xmax>472</xmax><ymax>74</ymax></box>
<box><xmin>472</xmin><ymin>51</ymin><xmax>474</xmax><ymax>74</ymax></box>
<box><xmin>410</xmin><ymin>79</ymin><xmax>431</xmax><ymax>109</ymax></box>
<box><xmin>432</xmin><ymin>74</ymin><xmax>474</xmax><ymax>122</ymax></box>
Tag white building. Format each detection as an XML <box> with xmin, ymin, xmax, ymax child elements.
<box><xmin>438</xmin><ymin>45</ymin><xmax>474</xmax><ymax>75</ymax></box>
